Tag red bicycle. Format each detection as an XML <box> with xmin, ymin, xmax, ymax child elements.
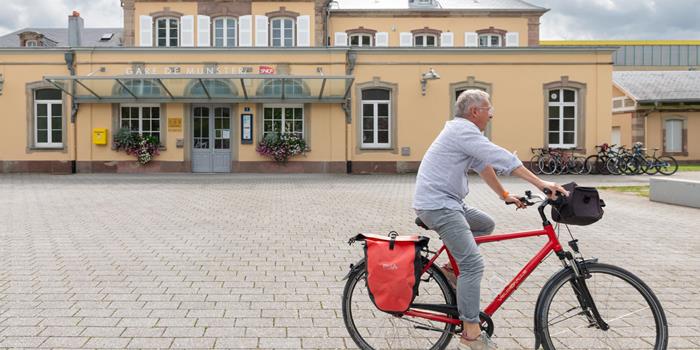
<box><xmin>342</xmin><ymin>191</ymin><xmax>668</xmax><ymax>350</ymax></box>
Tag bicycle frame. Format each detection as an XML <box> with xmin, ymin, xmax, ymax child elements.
<box><xmin>405</xmin><ymin>223</ymin><xmax>563</xmax><ymax>326</ymax></box>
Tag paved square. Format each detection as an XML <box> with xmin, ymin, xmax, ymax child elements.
<box><xmin>0</xmin><ymin>174</ymin><xmax>698</xmax><ymax>349</ymax></box>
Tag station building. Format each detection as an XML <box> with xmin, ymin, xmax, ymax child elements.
<box><xmin>0</xmin><ymin>0</ymin><xmax>615</xmax><ymax>173</ymax></box>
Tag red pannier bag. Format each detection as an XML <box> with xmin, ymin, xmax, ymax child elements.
<box><xmin>352</xmin><ymin>232</ymin><xmax>430</xmax><ymax>313</ymax></box>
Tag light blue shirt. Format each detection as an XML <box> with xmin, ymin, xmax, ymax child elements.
<box><xmin>413</xmin><ymin>118</ymin><xmax>523</xmax><ymax>211</ymax></box>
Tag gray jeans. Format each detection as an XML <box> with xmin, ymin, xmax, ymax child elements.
<box><xmin>415</xmin><ymin>205</ymin><xmax>495</xmax><ymax>323</ymax></box>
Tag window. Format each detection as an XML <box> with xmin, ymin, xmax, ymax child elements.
<box><xmin>34</xmin><ymin>89</ymin><xmax>63</xmax><ymax>148</ymax></box>
<box><xmin>213</xmin><ymin>17</ymin><xmax>237</xmax><ymax>47</ymax></box>
<box><xmin>414</xmin><ymin>34</ymin><xmax>437</xmax><ymax>47</ymax></box>
<box><xmin>25</xmin><ymin>40</ymin><xmax>39</xmax><ymax>47</ymax></box>
<box><xmin>349</xmin><ymin>34</ymin><xmax>372</xmax><ymax>47</ymax></box>
<box><xmin>120</xmin><ymin>105</ymin><xmax>161</xmax><ymax>143</ymax></box>
<box><xmin>259</xmin><ymin>79</ymin><xmax>307</xmax><ymax>97</ymax></box>
<box><xmin>665</xmin><ymin>119</ymin><xmax>683</xmax><ymax>153</ymax></box>
<box><xmin>479</xmin><ymin>34</ymin><xmax>502</xmax><ymax>47</ymax></box>
<box><xmin>156</xmin><ymin>17</ymin><xmax>179</xmax><ymax>47</ymax></box>
<box><xmin>361</xmin><ymin>89</ymin><xmax>391</xmax><ymax>148</ymax></box>
<box><xmin>270</xmin><ymin>18</ymin><xmax>294</xmax><ymax>47</ymax></box>
<box><xmin>191</xmin><ymin>79</ymin><xmax>236</xmax><ymax>97</ymax></box>
<box><xmin>547</xmin><ymin>88</ymin><xmax>577</xmax><ymax>148</ymax></box>
<box><xmin>117</xmin><ymin>79</ymin><xmax>162</xmax><ymax>97</ymax></box>
<box><xmin>263</xmin><ymin>105</ymin><xmax>303</xmax><ymax>140</ymax></box>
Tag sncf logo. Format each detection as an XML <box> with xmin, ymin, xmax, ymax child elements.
<box><xmin>381</xmin><ymin>263</ymin><xmax>399</xmax><ymax>271</ymax></box>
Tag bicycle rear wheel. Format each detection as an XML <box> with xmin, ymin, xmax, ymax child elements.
<box><xmin>536</xmin><ymin>262</ymin><xmax>668</xmax><ymax>350</ymax></box>
<box><xmin>342</xmin><ymin>260</ymin><xmax>457</xmax><ymax>350</ymax></box>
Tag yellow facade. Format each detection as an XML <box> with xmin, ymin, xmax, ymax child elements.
<box><xmin>0</xmin><ymin>0</ymin><xmax>621</xmax><ymax>173</ymax></box>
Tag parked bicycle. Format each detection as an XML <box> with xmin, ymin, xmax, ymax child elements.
<box><xmin>539</xmin><ymin>148</ymin><xmax>587</xmax><ymax>175</ymax></box>
<box><xmin>636</xmin><ymin>146</ymin><xmax>679</xmax><ymax>176</ymax></box>
<box><xmin>342</xmin><ymin>190</ymin><xmax>668</xmax><ymax>350</ymax></box>
<box><xmin>585</xmin><ymin>143</ymin><xmax>613</xmax><ymax>175</ymax></box>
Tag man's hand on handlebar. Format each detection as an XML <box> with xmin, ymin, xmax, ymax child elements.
<box><xmin>540</xmin><ymin>181</ymin><xmax>569</xmax><ymax>199</ymax></box>
<box><xmin>504</xmin><ymin>195</ymin><xmax>527</xmax><ymax>209</ymax></box>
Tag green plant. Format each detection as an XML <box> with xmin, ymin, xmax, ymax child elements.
<box><xmin>113</xmin><ymin>128</ymin><xmax>160</xmax><ymax>165</ymax></box>
<box><xmin>256</xmin><ymin>133</ymin><xmax>307</xmax><ymax>164</ymax></box>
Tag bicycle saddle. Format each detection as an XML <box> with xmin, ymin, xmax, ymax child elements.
<box><xmin>415</xmin><ymin>217</ymin><xmax>430</xmax><ymax>230</ymax></box>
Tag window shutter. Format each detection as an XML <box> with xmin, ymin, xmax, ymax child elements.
<box><xmin>197</xmin><ymin>15</ymin><xmax>211</xmax><ymax>47</ymax></box>
<box><xmin>334</xmin><ymin>32</ymin><xmax>347</xmax><ymax>47</ymax></box>
<box><xmin>399</xmin><ymin>32</ymin><xmax>412</xmax><ymax>47</ymax></box>
<box><xmin>465</xmin><ymin>32</ymin><xmax>478</xmax><ymax>47</ymax></box>
<box><xmin>296</xmin><ymin>15</ymin><xmax>310</xmax><ymax>47</ymax></box>
<box><xmin>180</xmin><ymin>16</ymin><xmax>194</xmax><ymax>47</ymax></box>
<box><xmin>440</xmin><ymin>32</ymin><xmax>454</xmax><ymax>47</ymax></box>
<box><xmin>505</xmin><ymin>32</ymin><xmax>519</xmax><ymax>47</ymax></box>
<box><xmin>255</xmin><ymin>15</ymin><xmax>269</xmax><ymax>47</ymax></box>
<box><xmin>239</xmin><ymin>15</ymin><xmax>252</xmax><ymax>47</ymax></box>
<box><xmin>139</xmin><ymin>15</ymin><xmax>153</xmax><ymax>47</ymax></box>
<box><xmin>375</xmin><ymin>32</ymin><xmax>389</xmax><ymax>47</ymax></box>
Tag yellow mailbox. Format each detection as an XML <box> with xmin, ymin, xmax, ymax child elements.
<box><xmin>93</xmin><ymin>128</ymin><xmax>108</xmax><ymax>145</ymax></box>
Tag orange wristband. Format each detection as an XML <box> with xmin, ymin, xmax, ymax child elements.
<box><xmin>501</xmin><ymin>191</ymin><xmax>509</xmax><ymax>200</ymax></box>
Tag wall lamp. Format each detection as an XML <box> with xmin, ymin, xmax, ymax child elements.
<box><xmin>420</xmin><ymin>68</ymin><xmax>440</xmax><ymax>95</ymax></box>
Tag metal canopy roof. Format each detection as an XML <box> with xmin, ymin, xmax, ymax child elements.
<box><xmin>44</xmin><ymin>74</ymin><xmax>354</xmax><ymax>104</ymax></box>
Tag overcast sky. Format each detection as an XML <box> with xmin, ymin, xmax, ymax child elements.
<box><xmin>0</xmin><ymin>0</ymin><xmax>698</xmax><ymax>40</ymax></box>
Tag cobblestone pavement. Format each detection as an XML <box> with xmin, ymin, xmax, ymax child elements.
<box><xmin>0</xmin><ymin>173</ymin><xmax>698</xmax><ymax>349</ymax></box>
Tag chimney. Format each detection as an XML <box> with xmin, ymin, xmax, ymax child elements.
<box><xmin>68</xmin><ymin>11</ymin><xmax>84</xmax><ymax>47</ymax></box>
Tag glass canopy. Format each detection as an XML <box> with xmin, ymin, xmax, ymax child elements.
<box><xmin>44</xmin><ymin>74</ymin><xmax>354</xmax><ymax>104</ymax></box>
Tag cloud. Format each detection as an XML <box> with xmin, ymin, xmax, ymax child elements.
<box><xmin>533</xmin><ymin>0</ymin><xmax>700</xmax><ymax>40</ymax></box>
<box><xmin>0</xmin><ymin>0</ymin><xmax>122</xmax><ymax>35</ymax></box>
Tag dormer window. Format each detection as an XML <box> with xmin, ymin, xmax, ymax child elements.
<box><xmin>213</xmin><ymin>17</ymin><xmax>237</xmax><ymax>47</ymax></box>
<box><xmin>476</xmin><ymin>27</ymin><xmax>507</xmax><ymax>47</ymax></box>
<box><xmin>349</xmin><ymin>34</ymin><xmax>372</xmax><ymax>47</ymax></box>
<box><xmin>479</xmin><ymin>34</ymin><xmax>502</xmax><ymax>47</ymax></box>
<box><xmin>156</xmin><ymin>17</ymin><xmax>179</xmax><ymax>47</ymax></box>
<box><xmin>270</xmin><ymin>18</ymin><xmax>295</xmax><ymax>47</ymax></box>
<box><xmin>25</xmin><ymin>40</ymin><xmax>39</xmax><ymax>47</ymax></box>
<box><xmin>414</xmin><ymin>34</ymin><xmax>437</xmax><ymax>47</ymax></box>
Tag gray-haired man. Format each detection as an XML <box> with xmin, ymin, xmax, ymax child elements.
<box><xmin>413</xmin><ymin>89</ymin><xmax>567</xmax><ymax>349</ymax></box>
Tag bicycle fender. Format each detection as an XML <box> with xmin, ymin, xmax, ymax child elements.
<box><xmin>342</xmin><ymin>258</ymin><xmax>365</xmax><ymax>281</ymax></box>
<box><xmin>533</xmin><ymin>259</ymin><xmax>599</xmax><ymax>349</ymax></box>
<box><xmin>533</xmin><ymin>265</ymin><xmax>573</xmax><ymax>350</ymax></box>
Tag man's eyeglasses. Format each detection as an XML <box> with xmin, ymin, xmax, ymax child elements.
<box><xmin>475</xmin><ymin>106</ymin><xmax>495</xmax><ymax>116</ymax></box>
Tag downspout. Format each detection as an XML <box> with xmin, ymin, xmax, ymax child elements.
<box><xmin>65</xmin><ymin>51</ymin><xmax>78</xmax><ymax>174</ymax></box>
<box><xmin>323</xmin><ymin>0</ymin><xmax>332</xmax><ymax>46</ymax></box>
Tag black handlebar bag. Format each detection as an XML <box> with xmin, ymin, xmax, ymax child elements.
<box><xmin>551</xmin><ymin>182</ymin><xmax>605</xmax><ymax>226</ymax></box>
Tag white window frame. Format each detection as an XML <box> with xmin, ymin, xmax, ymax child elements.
<box><xmin>262</xmin><ymin>104</ymin><xmax>304</xmax><ymax>140</ymax></box>
<box><xmin>155</xmin><ymin>17</ymin><xmax>179</xmax><ymax>47</ymax></box>
<box><xmin>25</xmin><ymin>40</ymin><xmax>39</xmax><ymax>47</ymax></box>
<box><xmin>119</xmin><ymin>104</ymin><xmax>162</xmax><ymax>141</ymax></box>
<box><xmin>270</xmin><ymin>17</ymin><xmax>295</xmax><ymax>47</ymax></box>
<box><xmin>361</xmin><ymin>91</ymin><xmax>392</xmax><ymax>149</ymax></box>
<box><xmin>478</xmin><ymin>34</ymin><xmax>502</xmax><ymax>47</ymax></box>
<box><xmin>664</xmin><ymin>119</ymin><xmax>683</xmax><ymax>153</ymax></box>
<box><xmin>349</xmin><ymin>34</ymin><xmax>373</xmax><ymax>47</ymax></box>
<box><xmin>548</xmin><ymin>88</ymin><xmax>577</xmax><ymax>148</ymax></box>
<box><xmin>414</xmin><ymin>34</ymin><xmax>437</xmax><ymax>47</ymax></box>
<box><xmin>213</xmin><ymin>17</ymin><xmax>237</xmax><ymax>47</ymax></box>
<box><xmin>34</xmin><ymin>90</ymin><xmax>63</xmax><ymax>148</ymax></box>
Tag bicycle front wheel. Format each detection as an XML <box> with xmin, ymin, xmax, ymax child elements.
<box><xmin>342</xmin><ymin>261</ymin><xmax>457</xmax><ymax>350</ymax></box>
<box><xmin>657</xmin><ymin>156</ymin><xmax>678</xmax><ymax>176</ymax></box>
<box><xmin>537</xmin><ymin>262</ymin><xmax>668</xmax><ymax>350</ymax></box>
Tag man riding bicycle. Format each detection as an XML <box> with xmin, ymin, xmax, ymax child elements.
<box><xmin>413</xmin><ymin>89</ymin><xmax>567</xmax><ymax>350</ymax></box>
